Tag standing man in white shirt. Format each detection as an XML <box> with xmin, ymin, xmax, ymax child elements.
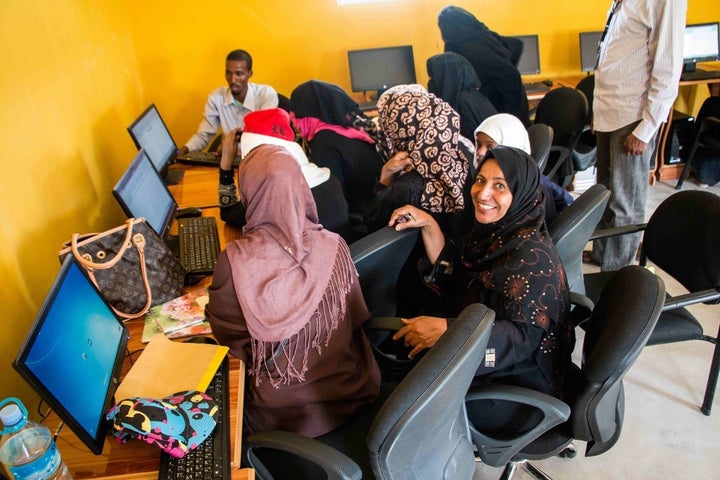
<box><xmin>179</xmin><ymin>49</ymin><xmax>278</xmax><ymax>155</ymax></box>
<box><xmin>588</xmin><ymin>0</ymin><xmax>687</xmax><ymax>271</ymax></box>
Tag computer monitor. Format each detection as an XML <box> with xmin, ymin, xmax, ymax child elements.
<box><xmin>682</xmin><ymin>22</ymin><xmax>720</xmax><ymax>73</ymax></box>
<box><xmin>579</xmin><ymin>31</ymin><xmax>603</xmax><ymax>72</ymax></box>
<box><xmin>347</xmin><ymin>45</ymin><xmax>416</xmax><ymax>95</ymax></box>
<box><xmin>13</xmin><ymin>255</ymin><xmax>129</xmax><ymax>455</ymax></box>
<box><xmin>127</xmin><ymin>104</ymin><xmax>184</xmax><ymax>185</ymax></box>
<box><xmin>510</xmin><ymin>35</ymin><xmax>541</xmax><ymax>75</ymax></box>
<box><xmin>112</xmin><ymin>148</ymin><xmax>177</xmax><ymax>240</ymax></box>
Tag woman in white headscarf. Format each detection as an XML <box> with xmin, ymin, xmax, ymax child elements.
<box><xmin>474</xmin><ymin>113</ymin><xmax>573</xmax><ymax>224</ymax></box>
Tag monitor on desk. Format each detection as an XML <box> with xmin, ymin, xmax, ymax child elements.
<box><xmin>13</xmin><ymin>255</ymin><xmax>129</xmax><ymax>455</ymax></box>
<box><xmin>112</xmin><ymin>148</ymin><xmax>177</xmax><ymax>240</ymax></box>
<box><xmin>127</xmin><ymin>104</ymin><xmax>184</xmax><ymax>185</ymax></box>
<box><xmin>510</xmin><ymin>34</ymin><xmax>541</xmax><ymax>75</ymax></box>
<box><xmin>579</xmin><ymin>31</ymin><xmax>603</xmax><ymax>72</ymax></box>
<box><xmin>347</xmin><ymin>45</ymin><xmax>416</xmax><ymax>96</ymax></box>
<box><xmin>683</xmin><ymin>22</ymin><xmax>720</xmax><ymax>73</ymax></box>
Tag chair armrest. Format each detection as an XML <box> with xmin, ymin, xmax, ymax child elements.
<box><xmin>466</xmin><ymin>384</ymin><xmax>570</xmax><ymax>468</ymax></box>
<box><xmin>363</xmin><ymin>316</ymin><xmax>419</xmax><ymax>382</ymax></box>
<box><xmin>544</xmin><ymin>145</ymin><xmax>570</xmax><ymax>181</ymax></box>
<box><xmin>589</xmin><ymin>223</ymin><xmax>648</xmax><ymax>241</ymax></box>
<box><xmin>243</xmin><ymin>430</ymin><xmax>362</xmax><ymax>480</ymax></box>
<box><xmin>569</xmin><ymin>291</ymin><xmax>594</xmax><ymax>328</ymax></box>
<box><xmin>662</xmin><ymin>289</ymin><xmax>720</xmax><ymax>311</ymax></box>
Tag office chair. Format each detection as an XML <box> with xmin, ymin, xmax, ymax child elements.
<box><xmin>241</xmin><ymin>303</ymin><xmax>495</xmax><ymax>480</ymax></box>
<box><xmin>585</xmin><ymin>190</ymin><xmax>720</xmax><ymax>415</ymax></box>
<box><xmin>468</xmin><ymin>265</ymin><xmax>665</xmax><ymax>479</ymax></box>
<box><xmin>534</xmin><ymin>87</ymin><xmax>588</xmax><ymax>188</ymax></box>
<box><xmin>277</xmin><ymin>93</ymin><xmax>292</xmax><ymax>112</ymax></box>
<box><xmin>527</xmin><ymin>123</ymin><xmax>554</xmax><ymax>173</ymax></box>
<box><xmin>349</xmin><ymin>226</ymin><xmax>418</xmax><ymax>318</ymax></box>
<box><xmin>548</xmin><ymin>184</ymin><xmax>610</xmax><ymax>295</ymax></box>
<box><xmin>572</xmin><ymin>75</ymin><xmax>597</xmax><ymax>172</ymax></box>
<box><xmin>675</xmin><ymin>96</ymin><xmax>720</xmax><ymax>190</ymax></box>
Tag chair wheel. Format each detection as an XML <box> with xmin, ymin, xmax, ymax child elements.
<box><xmin>559</xmin><ymin>444</ymin><xmax>577</xmax><ymax>458</ymax></box>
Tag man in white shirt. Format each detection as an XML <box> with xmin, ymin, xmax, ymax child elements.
<box><xmin>588</xmin><ymin>0</ymin><xmax>687</xmax><ymax>271</ymax></box>
<box><xmin>179</xmin><ymin>49</ymin><xmax>278</xmax><ymax>155</ymax></box>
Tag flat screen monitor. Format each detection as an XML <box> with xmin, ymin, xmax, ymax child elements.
<box><xmin>510</xmin><ymin>35</ymin><xmax>541</xmax><ymax>75</ymax></box>
<box><xmin>579</xmin><ymin>31</ymin><xmax>603</xmax><ymax>72</ymax></box>
<box><xmin>112</xmin><ymin>148</ymin><xmax>177</xmax><ymax>240</ymax></box>
<box><xmin>683</xmin><ymin>22</ymin><xmax>720</xmax><ymax>72</ymax></box>
<box><xmin>13</xmin><ymin>255</ymin><xmax>129</xmax><ymax>455</ymax></box>
<box><xmin>127</xmin><ymin>104</ymin><xmax>184</xmax><ymax>185</ymax></box>
<box><xmin>347</xmin><ymin>45</ymin><xmax>416</xmax><ymax>94</ymax></box>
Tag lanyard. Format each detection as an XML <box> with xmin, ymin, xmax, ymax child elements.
<box><xmin>595</xmin><ymin>0</ymin><xmax>623</xmax><ymax>69</ymax></box>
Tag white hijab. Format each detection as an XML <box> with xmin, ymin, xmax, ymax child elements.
<box><xmin>240</xmin><ymin>132</ymin><xmax>331</xmax><ymax>188</ymax></box>
<box><xmin>473</xmin><ymin>113</ymin><xmax>531</xmax><ymax>166</ymax></box>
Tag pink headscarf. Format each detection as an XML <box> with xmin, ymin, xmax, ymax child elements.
<box><xmin>291</xmin><ymin>115</ymin><xmax>375</xmax><ymax>144</ymax></box>
<box><xmin>225</xmin><ymin>145</ymin><xmax>356</xmax><ymax>387</ymax></box>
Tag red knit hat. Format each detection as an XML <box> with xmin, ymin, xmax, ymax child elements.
<box><xmin>243</xmin><ymin>108</ymin><xmax>294</xmax><ymax>141</ymax></box>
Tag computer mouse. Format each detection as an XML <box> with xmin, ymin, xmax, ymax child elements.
<box><xmin>176</xmin><ymin>207</ymin><xmax>203</xmax><ymax>218</ymax></box>
<box><xmin>543</xmin><ymin>79</ymin><xmax>554</xmax><ymax>87</ymax></box>
<box><xmin>184</xmin><ymin>335</ymin><xmax>218</xmax><ymax>345</ymax></box>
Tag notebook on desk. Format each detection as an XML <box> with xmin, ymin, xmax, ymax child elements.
<box><xmin>128</xmin><ymin>103</ymin><xmax>240</xmax><ymax>170</ymax></box>
<box><xmin>113</xmin><ymin>148</ymin><xmax>220</xmax><ymax>277</ymax></box>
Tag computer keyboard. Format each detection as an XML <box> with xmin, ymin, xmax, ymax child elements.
<box><xmin>523</xmin><ymin>82</ymin><xmax>552</xmax><ymax>94</ymax></box>
<box><xmin>176</xmin><ymin>151</ymin><xmax>241</xmax><ymax>168</ymax></box>
<box><xmin>357</xmin><ymin>100</ymin><xmax>378</xmax><ymax>112</ymax></box>
<box><xmin>158</xmin><ymin>356</ymin><xmax>230</xmax><ymax>480</ymax></box>
<box><xmin>680</xmin><ymin>69</ymin><xmax>720</xmax><ymax>82</ymax></box>
<box><xmin>177</xmin><ymin>216</ymin><xmax>220</xmax><ymax>276</ymax></box>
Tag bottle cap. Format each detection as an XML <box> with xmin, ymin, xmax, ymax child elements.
<box><xmin>0</xmin><ymin>404</ymin><xmax>23</xmax><ymax>427</ymax></box>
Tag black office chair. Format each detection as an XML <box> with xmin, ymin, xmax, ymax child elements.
<box><xmin>242</xmin><ymin>303</ymin><xmax>495</xmax><ymax>479</ymax></box>
<box><xmin>349</xmin><ymin>226</ymin><xmax>419</xmax><ymax>318</ymax></box>
<box><xmin>468</xmin><ymin>265</ymin><xmax>665</xmax><ymax>479</ymax></box>
<box><xmin>585</xmin><ymin>190</ymin><xmax>720</xmax><ymax>415</ymax></box>
<box><xmin>572</xmin><ymin>75</ymin><xmax>597</xmax><ymax>172</ymax></box>
<box><xmin>534</xmin><ymin>87</ymin><xmax>588</xmax><ymax>188</ymax></box>
<box><xmin>675</xmin><ymin>96</ymin><xmax>720</xmax><ymax>190</ymax></box>
<box><xmin>527</xmin><ymin>123</ymin><xmax>554</xmax><ymax>173</ymax></box>
<box><xmin>548</xmin><ymin>184</ymin><xmax>610</xmax><ymax>295</ymax></box>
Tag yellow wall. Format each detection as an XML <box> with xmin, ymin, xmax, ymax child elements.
<box><xmin>1</xmin><ymin>0</ymin><xmax>719</xmax><ymax>416</ymax></box>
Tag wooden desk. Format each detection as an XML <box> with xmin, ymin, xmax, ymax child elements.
<box><xmin>654</xmin><ymin>61</ymin><xmax>720</xmax><ymax>182</ymax></box>
<box><xmin>54</xmin><ymin>208</ymin><xmax>252</xmax><ymax>479</ymax></box>
<box><xmin>167</xmin><ymin>164</ymin><xmax>220</xmax><ymax>209</ymax></box>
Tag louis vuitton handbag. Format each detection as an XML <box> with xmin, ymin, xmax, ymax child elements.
<box><xmin>59</xmin><ymin>218</ymin><xmax>185</xmax><ymax>320</ymax></box>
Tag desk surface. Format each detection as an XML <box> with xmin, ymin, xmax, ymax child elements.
<box><xmin>54</xmin><ymin>207</ymin><xmax>252</xmax><ymax>480</ymax></box>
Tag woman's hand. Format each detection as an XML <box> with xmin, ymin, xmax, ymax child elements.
<box><xmin>220</xmin><ymin>127</ymin><xmax>242</xmax><ymax>170</ymax></box>
<box><xmin>388</xmin><ymin>204</ymin><xmax>445</xmax><ymax>264</ymax></box>
<box><xmin>393</xmin><ymin>316</ymin><xmax>448</xmax><ymax>358</ymax></box>
<box><xmin>379</xmin><ymin>151</ymin><xmax>412</xmax><ymax>186</ymax></box>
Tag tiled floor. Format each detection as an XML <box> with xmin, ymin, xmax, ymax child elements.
<box><xmin>473</xmin><ymin>174</ymin><xmax>720</xmax><ymax>479</ymax></box>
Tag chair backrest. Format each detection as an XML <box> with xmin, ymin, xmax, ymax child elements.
<box><xmin>534</xmin><ymin>87</ymin><xmax>588</xmax><ymax>186</ymax></box>
<box><xmin>575</xmin><ymin>74</ymin><xmax>595</xmax><ymax>122</ymax></box>
<box><xmin>567</xmin><ymin>265</ymin><xmax>664</xmax><ymax>456</ymax></box>
<box><xmin>643</xmin><ymin>190</ymin><xmax>720</xmax><ymax>297</ymax></box>
<box><xmin>549</xmin><ymin>184</ymin><xmax>610</xmax><ymax>294</ymax></box>
<box><xmin>350</xmin><ymin>227</ymin><xmax>419</xmax><ymax>317</ymax></box>
<box><xmin>527</xmin><ymin>123</ymin><xmax>554</xmax><ymax>173</ymax></box>
<box><xmin>367</xmin><ymin>304</ymin><xmax>495</xmax><ymax>480</ymax></box>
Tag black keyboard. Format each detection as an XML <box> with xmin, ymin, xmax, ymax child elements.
<box><xmin>158</xmin><ymin>356</ymin><xmax>231</xmax><ymax>480</ymax></box>
<box><xmin>680</xmin><ymin>69</ymin><xmax>720</xmax><ymax>82</ymax></box>
<box><xmin>358</xmin><ymin>100</ymin><xmax>377</xmax><ymax>111</ymax></box>
<box><xmin>523</xmin><ymin>82</ymin><xmax>551</xmax><ymax>94</ymax></box>
<box><xmin>177</xmin><ymin>216</ymin><xmax>220</xmax><ymax>276</ymax></box>
<box><xmin>176</xmin><ymin>151</ymin><xmax>241</xmax><ymax>168</ymax></box>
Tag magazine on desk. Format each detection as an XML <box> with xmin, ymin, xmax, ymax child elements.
<box><xmin>141</xmin><ymin>287</ymin><xmax>212</xmax><ymax>343</ymax></box>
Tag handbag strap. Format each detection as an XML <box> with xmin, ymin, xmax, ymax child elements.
<box><xmin>84</xmin><ymin>230</ymin><xmax>154</xmax><ymax>321</ymax></box>
<box><xmin>71</xmin><ymin>218</ymin><xmax>135</xmax><ymax>270</ymax></box>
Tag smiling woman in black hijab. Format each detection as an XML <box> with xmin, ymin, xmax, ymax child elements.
<box><xmin>387</xmin><ymin>146</ymin><xmax>575</xmax><ymax>410</ymax></box>
<box><xmin>437</xmin><ymin>6</ymin><xmax>530</xmax><ymax>126</ymax></box>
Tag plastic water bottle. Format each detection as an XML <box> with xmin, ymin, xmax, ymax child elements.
<box><xmin>0</xmin><ymin>398</ymin><xmax>72</xmax><ymax>480</ymax></box>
